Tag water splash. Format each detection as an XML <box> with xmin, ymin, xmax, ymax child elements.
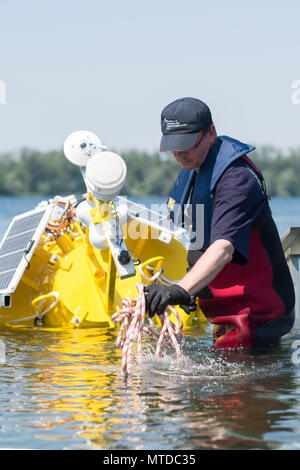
<box><xmin>138</xmin><ymin>334</ymin><xmax>288</xmax><ymax>382</ymax></box>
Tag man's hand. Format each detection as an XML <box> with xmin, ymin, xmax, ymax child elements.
<box><xmin>144</xmin><ymin>284</ymin><xmax>192</xmax><ymax>317</ymax></box>
<box><xmin>179</xmin><ymin>298</ymin><xmax>198</xmax><ymax>314</ymax></box>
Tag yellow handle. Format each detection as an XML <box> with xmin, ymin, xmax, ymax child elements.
<box><xmin>32</xmin><ymin>292</ymin><xmax>59</xmax><ymax>315</ymax></box>
<box><xmin>140</xmin><ymin>256</ymin><xmax>165</xmax><ymax>280</ymax></box>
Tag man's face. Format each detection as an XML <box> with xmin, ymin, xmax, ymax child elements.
<box><xmin>172</xmin><ymin>125</ymin><xmax>216</xmax><ymax>172</ymax></box>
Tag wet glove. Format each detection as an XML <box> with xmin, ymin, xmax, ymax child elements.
<box><xmin>144</xmin><ymin>284</ymin><xmax>192</xmax><ymax>318</ymax></box>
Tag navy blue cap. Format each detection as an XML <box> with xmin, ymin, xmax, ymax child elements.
<box><xmin>160</xmin><ymin>97</ymin><xmax>212</xmax><ymax>152</ymax></box>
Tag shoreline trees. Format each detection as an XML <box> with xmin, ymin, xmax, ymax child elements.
<box><xmin>0</xmin><ymin>145</ymin><xmax>299</xmax><ymax>197</ymax></box>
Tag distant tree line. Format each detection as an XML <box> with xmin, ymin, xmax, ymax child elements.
<box><xmin>0</xmin><ymin>145</ymin><xmax>299</xmax><ymax>197</ymax></box>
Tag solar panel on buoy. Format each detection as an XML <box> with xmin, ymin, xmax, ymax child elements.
<box><xmin>0</xmin><ymin>205</ymin><xmax>53</xmax><ymax>294</ymax></box>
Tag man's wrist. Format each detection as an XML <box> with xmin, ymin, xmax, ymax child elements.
<box><xmin>174</xmin><ymin>284</ymin><xmax>195</xmax><ymax>304</ymax></box>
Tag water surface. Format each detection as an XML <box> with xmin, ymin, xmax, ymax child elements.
<box><xmin>0</xmin><ymin>196</ymin><xmax>300</xmax><ymax>450</ymax></box>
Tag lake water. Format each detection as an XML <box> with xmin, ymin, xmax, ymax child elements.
<box><xmin>0</xmin><ymin>195</ymin><xmax>300</xmax><ymax>451</ymax></box>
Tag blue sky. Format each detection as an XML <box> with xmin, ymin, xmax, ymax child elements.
<box><xmin>0</xmin><ymin>0</ymin><xmax>299</xmax><ymax>154</ymax></box>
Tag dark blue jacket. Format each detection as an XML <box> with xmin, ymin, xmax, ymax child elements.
<box><xmin>168</xmin><ymin>135</ymin><xmax>255</xmax><ymax>251</ymax></box>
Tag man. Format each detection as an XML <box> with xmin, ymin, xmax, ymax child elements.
<box><xmin>144</xmin><ymin>97</ymin><xmax>295</xmax><ymax>349</ymax></box>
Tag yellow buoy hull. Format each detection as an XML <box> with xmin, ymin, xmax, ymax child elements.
<box><xmin>0</xmin><ymin>205</ymin><xmax>207</xmax><ymax>331</ymax></box>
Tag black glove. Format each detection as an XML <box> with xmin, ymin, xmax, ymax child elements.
<box><xmin>179</xmin><ymin>298</ymin><xmax>198</xmax><ymax>315</ymax></box>
<box><xmin>144</xmin><ymin>284</ymin><xmax>192</xmax><ymax>317</ymax></box>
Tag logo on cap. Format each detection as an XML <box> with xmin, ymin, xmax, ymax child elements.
<box><xmin>163</xmin><ymin>118</ymin><xmax>188</xmax><ymax>132</ymax></box>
